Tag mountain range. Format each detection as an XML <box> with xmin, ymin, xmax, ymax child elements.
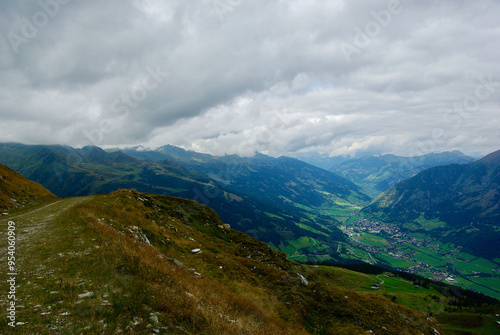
<box><xmin>122</xmin><ymin>145</ymin><xmax>370</xmax><ymax>210</ymax></box>
<box><xmin>0</xmin><ymin>143</ymin><xmax>368</xmax><ymax>263</ymax></box>
<box><xmin>363</xmin><ymin>149</ymin><xmax>500</xmax><ymax>260</ymax></box>
<box><xmin>1</xmin><ymin>142</ymin><xmax>499</xmax><ymax>294</ymax></box>
<box><xmin>330</xmin><ymin>151</ymin><xmax>474</xmax><ymax>197</ymax></box>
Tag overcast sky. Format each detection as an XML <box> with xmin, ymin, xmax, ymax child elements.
<box><xmin>1</xmin><ymin>0</ymin><xmax>499</xmax><ymax>158</ymax></box>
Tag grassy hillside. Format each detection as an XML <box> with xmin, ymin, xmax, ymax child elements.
<box><xmin>0</xmin><ymin>190</ymin><xmax>441</xmax><ymax>334</ymax></box>
<box><xmin>315</xmin><ymin>266</ymin><xmax>500</xmax><ymax>334</ymax></box>
<box><xmin>120</xmin><ymin>145</ymin><xmax>372</xmax><ymax>263</ymax></box>
<box><xmin>0</xmin><ymin>164</ymin><xmax>56</xmax><ymax>210</ymax></box>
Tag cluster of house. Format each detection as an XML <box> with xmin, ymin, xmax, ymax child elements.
<box><xmin>344</xmin><ymin>218</ymin><xmax>398</xmax><ymax>235</ymax></box>
<box><xmin>343</xmin><ymin>217</ymin><xmax>462</xmax><ymax>283</ymax></box>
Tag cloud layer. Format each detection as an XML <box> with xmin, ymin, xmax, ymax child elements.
<box><xmin>1</xmin><ymin>0</ymin><xmax>499</xmax><ymax>158</ymax></box>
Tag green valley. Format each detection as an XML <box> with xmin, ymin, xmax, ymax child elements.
<box><xmin>0</xmin><ymin>166</ymin><xmax>446</xmax><ymax>334</ymax></box>
<box><xmin>1</xmin><ymin>143</ymin><xmax>500</xmax><ymax>331</ymax></box>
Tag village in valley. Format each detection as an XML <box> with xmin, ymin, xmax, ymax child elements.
<box><xmin>342</xmin><ymin>215</ymin><xmax>500</xmax><ymax>288</ymax></box>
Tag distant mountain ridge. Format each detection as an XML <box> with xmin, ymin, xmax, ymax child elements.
<box><xmin>0</xmin><ymin>142</ymin><xmax>368</xmax><ymax>263</ymax></box>
<box><xmin>289</xmin><ymin>152</ymin><xmax>351</xmax><ymax>170</ymax></box>
<box><xmin>121</xmin><ymin>145</ymin><xmax>370</xmax><ymax>210</ymax></box>
<box><xmin>121</xmin><ymin>144</ymin><xmax>213</xmax><ymax>164</ymax></box>
<box><xmin>363</xmin><ymin>149</ymin><xmax>500</xmax><ymax>259</ymax></box>
<box><xmin>330</xmin><ymin>151</ymin><xmax>474</xmax><ymax>196</ymax></box>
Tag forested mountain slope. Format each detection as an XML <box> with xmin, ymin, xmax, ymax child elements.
<box><xmin>363</xmin><ymin>149</ymin><xmax>500</xmax><ymax>259</ymax></box>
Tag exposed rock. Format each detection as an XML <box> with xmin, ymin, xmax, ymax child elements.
<box><xmin>78</xmin><ymin>291</ymin><xmax>94</xmax><ymax>299</ymax></box>
<box><xmin>297</xmin><ymin>273</ymin><xmax>309</xmax><ymax>286</ymax></box>
<box><xmin>131</xmin><ymin>317</ymin><xmax>143</xmax><ymax>326</ymax></box>
<box><xmin>149</xmin><ymin>313</ymin><xmax>160</xmax><ymax>324</ymax></box>
<box><xmin>172</xmin><ymin>258</ymin><xmax>188</xmax><ymax>269</ymax></box>
<box><xmin>128</xmin><ymin>226</ymin><xmax>151</xmax><ymax>245</ymax></box>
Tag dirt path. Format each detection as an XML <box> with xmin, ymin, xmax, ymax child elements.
<box><xmin>0</xmin><ymin>197</ymin><xmax>90</xmax><ymax>266</ymax></box>
<box><xmin>0</xmin><ymin>197</ymin><xmax>94</xmax><ymax>329</ymax></box>
<box><xmin>2</xmin><ymin>197</ymin><xmax>86</xmax><ymax>241</ymax></box>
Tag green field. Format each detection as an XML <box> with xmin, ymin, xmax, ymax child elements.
<box><xmin>460</xmin><ymin>252</ymin><xmax>479</xmax><ymax>260</ymax></box>
<box><xmin>289</xmin><ymin>236</ymin><xmax>313</xmax><ymax>249</ymax></box>
<box><xmin>454</xmin><ymin>258</ymin><xmax>496</xmax><ymax>275</ymax></box>
<box><xmin>437</xmin><ymin>313</ymin><xmax>500</xmax><ymax>335</ymax></box>
<box><xmin>415</xmin><ymin>253</ymin><xmax>447</xmax><ymax>267</ymax></box>
<box><xmin>403</xmin><ymin>245</ymin><xmax>448</xmax><ymax>267</ymax></box>
<box><xmin>345</xmin><ymin>215</ymin><xmax>362</xmax><ymax>224</ymax></box>
<box><xmin>357</xmin><ymin>232</ymin><xmax>390</xmax><ymax>248</ymax></box>
<box><xmin>282</xmin><ymin>244</ymin><xmax>297</xmax><ymax>256</ymax></box>
<box><xmin>316</xmin><ymin>266</ymin><xmax>500</xmax><ymax>334</ymax></box>
<box><xmin>264</xmin><ymin>212</ymin><xmax>284</xmax><ymax>220</ymax></box>
<box><xmin>295</xmin><ymin>222</ymin><xmax>328</xmax><ymax>236</ymax></box>
<box><xmin>413</xmin><ymin>215</ymin><xmax>447</xmax><ymax>230</ymax></box>
<box><xmin>307</xmin><ymin>194</ymin><xmax>364</xmax><ymax>223</ymax></box>
<box><xmin>275</xmin><ymin>235</ymin><xmax>334</xmax><ymax>263</ymax></box>
<box><xmin>474</xmin><ymin>258</ymin><xmax>498</xmax><ymax>272</ymax></box>
<box><xmin>471</xmin><ymin>277</ymin><xmax>500</xmax><ymax>290</ymax></box>
<box><xmin>376</xmin><ymin>253</ymin><xmax>418</xmax><ymax>268</ymax></box>
<box><xmin>454</xmin><ymin>277</ymin><xmax>500</xmax><ymax>300</ymax></box>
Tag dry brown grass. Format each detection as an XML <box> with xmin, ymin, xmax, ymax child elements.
<box><xmin>66</xmin><ymin>191</ymin><xmax>312</xmax><ymax>334</ymax></box>
<box><xmin>0</xmin><ymin>164</ymin><xmax>56</xmax><ymax>210</ymax></box>
<box><xmin>0</xmin><ymin>189</ymin><xmax>441</xmax><ymax>334</ymax></box>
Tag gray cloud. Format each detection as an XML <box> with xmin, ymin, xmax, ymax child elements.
<box><xmin>0</xmin><ymin>0</ymin><xmax>499</xmax><ymax>158</ymax></box>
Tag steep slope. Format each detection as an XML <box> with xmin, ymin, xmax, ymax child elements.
<box><xmin>184</xmin><ymin>153</ymin><xmax>369</xmax><ymax>209</ymax></box>
<box><xmin>363</xmin><ymin>149</ymin><xmax>500</xmax><ymax>259</ymax></box>
<box><xmin>119</xmin><ymin>145</ymin><xmax>373</xmax><ymax>262</ymax></box>
<box><xmin>0</xmin><ymin>164</ymin><xmax>56</xmax><ymax>210</ymax></box>
<box><xmin>0</xmin><ymin>143</ymin><xmax>350</xmax><ymax>262</ymax></box>
<box><xmin>290</xmin><ymin>152</ymin><xmax>350</xmax><ymax>170</ymax></box>
<box><xmin>0</xmin><ymin>189</ymin><xmax>441</xmax><ymax>334</ymax></box>
<box><xmin>122</xmin><ymin>145</ymin><xmax>370</xmax><ymax>211</ymax></box>
<box><xmin>331</xmin><ymin>151</ymin><xmax>474</xmax><ymax>196</ymax></box>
